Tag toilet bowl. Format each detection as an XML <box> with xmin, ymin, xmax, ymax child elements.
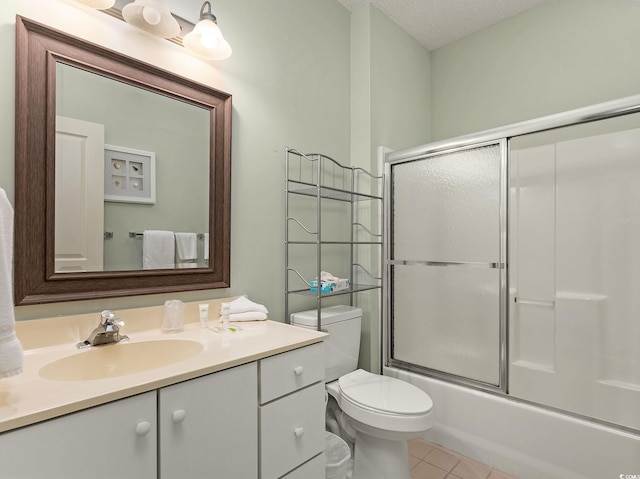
<box><xmin>290</xmin><ymin>306</ymin><xmax>434</xmax><ymax>479</ymax></box>
<box><xmin>326</xmin><ymin>369</ymin><xmax>433</xmax><ymax>479</ymax></box>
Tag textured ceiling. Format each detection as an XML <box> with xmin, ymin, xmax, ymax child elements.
<box><xmin>336</xmin><ymin>0</ymin><xmax>550</xmax><ymax>51</ymax></box>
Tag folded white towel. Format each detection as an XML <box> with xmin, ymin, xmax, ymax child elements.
<box><xmin>175</xmin><ymin>232</ymin><xmax>197</xmax><ymax>260</ymax></box>
<box><xmin>218</xmin><ymin>296</ymin><xmax>268</xmax><ymax>322</ymax></box>
<box><xmin>229</xmin><ymin>296</ymin><xmax>269</xmax><ymax>314</ymax></box>
<box><xmin>0</xmin><ymin>188</ymin><xmax>23</xmax><ymax>378</ymax></box>
<box><xmin>227</xmin><ymin>312</ymin><xmax>268</xmax><ymax>322</ymax></box>
<box><xmin>143</xmin><ymin>230</ymin><xmax>175</xmax><ymax>269</ymax></box>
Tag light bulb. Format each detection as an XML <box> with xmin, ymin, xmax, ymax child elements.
<box><xmin>142</xmin><ymin>6</ymin><xmax>161</xmax><ymax>25</ymax></box>
<box><xmin>201</xmin><ymin>31</ymin><xmax>219</xmax><ymax>49</ymax></box>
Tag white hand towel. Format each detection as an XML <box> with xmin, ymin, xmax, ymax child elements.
<box><xmin>227</xmin><ymin>312</ymin><xmax>268</xmax><ymax>322</ymax></box>
<box><xmin>175</xmin><ymin>232</ymin><xmax>197</xmax><ymax>260</ymax></box>
<box><xmin>229</xmin><ymin>296</ymin><xmax>269</xmax><ymax>314</ymax></box>
<box><xmin>0</xmin><ymin>188</ymin><xmax>24</xmax><ymax>378</ymax></box>
<box><xmin>142</xmin><ymin>230</ymin><xmax>175</xmax><ymax>269</ymax></box>
<box><xmin>204</xmin><ymin>233</ymin><xmax>209</xmax><ymax>260</ymax></box>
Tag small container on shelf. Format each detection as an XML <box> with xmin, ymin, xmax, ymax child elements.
<box><xmin>310</xmin><ymin>278</ymin><xmax>350</xmax><ymax>294</ymax></box>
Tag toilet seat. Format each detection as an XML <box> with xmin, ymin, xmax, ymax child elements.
<box><xmin>336</xmin><ymin>369</ymin><xmax>433</xmax><ymax>434</ymax></box>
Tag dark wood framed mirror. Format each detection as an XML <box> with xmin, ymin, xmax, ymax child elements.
<box><xmin>14</xmin><ymin>16</ymin><xmax>231</xmax><ymax>305</ymax></box>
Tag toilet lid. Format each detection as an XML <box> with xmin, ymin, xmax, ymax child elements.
<box><xmin>338</xmin><ymin>369</ymin><xmax>433</xmax><ymax>415</ymax></box>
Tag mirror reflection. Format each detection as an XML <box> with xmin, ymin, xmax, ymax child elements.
<box><xmin>55</xmin><ymin>63</ymin><xmax>210</xmax><ymax>272</ymax></box>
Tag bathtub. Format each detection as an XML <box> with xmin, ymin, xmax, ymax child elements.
<box><xmin>384</xmin><ymin>366</ymin><xmax>640</xmax><ymax>479</ymax></box>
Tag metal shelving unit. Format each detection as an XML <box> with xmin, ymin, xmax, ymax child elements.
<box><xmin>284</xmin><ymin>148</ymin><xmax>383</xmax><ymax>330</ymax></box>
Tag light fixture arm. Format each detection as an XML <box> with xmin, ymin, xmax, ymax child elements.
<box><xmin>199</xmin><ymin>1</ymin><xmax>218</xmax><ymax>23</ymax></box>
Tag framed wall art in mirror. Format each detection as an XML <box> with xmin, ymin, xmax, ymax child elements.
<box><xmin>14</xmin><ymin>15</ymin><xmax>232</xmax><ymax>305</ymax></box>
<box><xmin>103</xmin><ymin>145</ymin><xmax>156</xmax><ymax>205</ymax></box>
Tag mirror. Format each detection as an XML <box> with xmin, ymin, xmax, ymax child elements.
<box><xmin>55</xmin><ymin>63</ymin><xmax>210</xmax><ymax>272</ymax></box>
<box><xmin>14</xmin><ymin>16</ymin><xmax>232</xmax><ymax>305</ymax></box>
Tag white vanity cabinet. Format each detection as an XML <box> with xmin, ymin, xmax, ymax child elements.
<box><xmin>159</xmin><ymin>362</ymin><xmax>258</xmax><ymax>479</ymax></box>
<box><xmin>0</xmin><ymin>335</ymin><xmax>326</xmax><ymax>479</ymax></box>
<box><xmin>0</xmin><ymin>391</ymin><xmax>157</xmax><ymax>479</ymax></box>
<box><xmin>259</xmin><ymin>342</ymin><xmax>325</xmax><ymax>479</ymax></box>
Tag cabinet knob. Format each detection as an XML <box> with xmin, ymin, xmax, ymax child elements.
<box><xmin>293</xmin><ymin>427</ymin><xmax>304</xmax><ymax>438</ymax></box>
<box><xmin>135</xmin><ymin>421</ymin><xmax>151</xmax><ymax>436</ymax></box>
<box><xmin>172</xmin><ymin>409</ymin><xmax>187</xmax><ymax>424</ymax></box>
<box><xmin>293</xmin><ymin>366</ymin><xmax>304</xmax><ymax>376</ymax></box>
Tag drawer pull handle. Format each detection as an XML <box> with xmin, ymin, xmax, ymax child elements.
<box><xmin>294</xmin><ymin>427</ymin><xmax>304</xmax><ymax>438</ymax></box>
<box><xmin>172</xmin><ymin>409</ymin><xmax>187</xmax><ymax>424</ymax></box>
<box><xmin>293</xmin><ymin>366</ymin><xmax>304</xmax><ymax>376</ymax></box>
<box><xmin>135</xmin><ymin>421</ymin><xmax>151</xmax><ymax>436</ymax></box>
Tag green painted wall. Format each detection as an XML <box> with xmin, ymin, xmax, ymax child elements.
<box><xmin>350</xmin><ymin>5</ymin><xmax>431</xmax><ymax>371</ymax></box>
<box><xmin>430</xmin><ymin>0</ymin><xmax>640</xmax><ymax>141</ymax></box>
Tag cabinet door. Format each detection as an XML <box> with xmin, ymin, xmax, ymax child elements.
<box><xmin>159</xmin><ymin>362</ymin><xmax>258</xmax><ymax>479</ymax></box>
<box><xmin>0</xmin><ymin>392</ymin><xmax>157</xmax><ymax>479</ymax></box>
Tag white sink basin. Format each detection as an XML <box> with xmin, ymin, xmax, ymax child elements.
<box><xmin>39</xmin><ymin>339</ymin><xmax>203</xmax><ymax>381</ymax></box>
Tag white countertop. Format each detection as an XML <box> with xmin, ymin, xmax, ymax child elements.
<box><xmin>0</xmin><ymin>298</ymin><xmax>326</xmax><ymax>433</ymax></box>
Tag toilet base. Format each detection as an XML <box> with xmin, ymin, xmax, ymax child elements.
<box><xmin>352</xmin><ymin>431</ymin><xmax>410</xmax><ymax>479</ymax></box>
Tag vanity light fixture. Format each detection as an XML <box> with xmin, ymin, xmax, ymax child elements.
<box><xmin>73</xmin><ymin>0</ymin><xmax>116</xmax><ymax>9</ymax></box>
<box><xmin>122</xmin><ymin>0</ymin><xmax>180</xmax><ymax>39</ymax></box>
<box><xmin>183</xmin><ymin>1</ymin><xmax>232</xmax><ymax>61</ymax></box>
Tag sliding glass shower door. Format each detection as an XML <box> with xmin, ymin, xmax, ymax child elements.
<box><xmin>387</xmin><ymin>141</ymin><xmax>507</xmax><ymax>389</ymax></box>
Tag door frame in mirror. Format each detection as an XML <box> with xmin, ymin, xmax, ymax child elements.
<box><xmin>14</xmin><ymin>16</ymin><xmax>231</xmax><ymax>305</ymax></box>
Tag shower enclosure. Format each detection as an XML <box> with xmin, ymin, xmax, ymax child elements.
<box><xmin>385</xmin><ymin>101</ymin><xmax>640</xmax><ymax>434</ymax></box>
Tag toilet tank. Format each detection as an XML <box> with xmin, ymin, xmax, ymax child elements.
<box><xmin>290</xmin><ymin>305</ymin><xmax>362</xmax><ymax>382</ymax></box>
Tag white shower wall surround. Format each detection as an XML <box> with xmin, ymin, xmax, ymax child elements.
<box><xmin>510</xmin><ymin>119</ymin><xmax>640</xmax><ymax>431</ymax></box>
<box><xmin>384</xmin><ymin>95</ymin><xmax>640</xmax><ymax>478</ymax></box>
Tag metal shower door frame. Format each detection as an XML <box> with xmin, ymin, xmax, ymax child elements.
<box><xmin>383</xmin><ymin>139</ymin><xmax>509</xmax><ymax>393</ymax></box>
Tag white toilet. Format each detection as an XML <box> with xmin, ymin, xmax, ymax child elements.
<box><xmin>291</xmin><ymin>305</ymin><xmax>434</xmax><ymax>479</ymax></box>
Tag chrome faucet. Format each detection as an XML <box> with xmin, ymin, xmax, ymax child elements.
<box><xmin>77</xmin><ymin>310</ymin><xmax>130</xmax><ymax>349</ymax></box>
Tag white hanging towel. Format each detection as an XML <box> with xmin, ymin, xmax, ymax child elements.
<box><xmin>175</xmin><ymin>232</ymin><xmax>197</xmax><ymax>268</ymax></box>
<box><xmin>175</xmin><ymin>232</ymin><xmax>197</xmax><ymax>260</ymax></box>
<box><xmin>0</xmin><ymin>188</ymin><xmax>24</xmax><ymax>378</ymax></box>
<box><xmin>142</xmin><ymin>230</ymin><xmax>175</xmax><ymax>269</ymax></box>
<box><xmin>203</xmin><ymin>233</ymin><xmax>209</xmax><ymax>260</ymax></box>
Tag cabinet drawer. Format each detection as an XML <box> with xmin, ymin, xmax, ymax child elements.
<box><xmin>259</xmin><ymin>342</ymin><xmax>324</xmax><ymax>403</ymax></box>
<box><xmin>281</xmin><ymin>453</ymin><xmax>324</xmax><ymax>479</ymax></box>
<box><xmin>260</xmin><ymin>382</ymin><xmax>325</xmax><ymax>479</ymax></box>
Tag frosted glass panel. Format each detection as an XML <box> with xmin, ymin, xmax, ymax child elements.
<box><xmin>392</xmin><ymin>265</ymin><xmax>500</xmax><ymax>385</ymax></box>
<box><xmin>389</xmin><ymin>142</ymin><xmax>504</xmax><ymax>388</ymax></box>
<box><xmin>392</xmin><ymin>145</ymin><xmax>501</xmax><ymax>263</ymax></box>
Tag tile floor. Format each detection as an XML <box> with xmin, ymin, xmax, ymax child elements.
<box><xmin>408</xmin><ymin>438</ymin><xmax>518</xmax><ymax>479</ymax></box>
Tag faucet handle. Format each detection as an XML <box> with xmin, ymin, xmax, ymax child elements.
<box><xmin>100</xmin><ymin>310</ymin><xmax>116</xmax><ymax>324</ymax></box>
<box><xmin>100</xmin><ymin>310</ymin><xmax>124</xmax><ymax>328</ymax></box>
